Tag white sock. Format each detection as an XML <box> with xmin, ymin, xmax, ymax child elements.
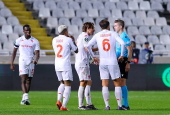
<box><xmin>78</xmin><ymin>86</ymin><xmax>85</xmax><ymax>107</ymax></box>
<box><xmin>57</xmin><ymin>83</ymin><xmax>65</xmax><ymax>102</ymax></box>
<box><xmin>115</xmin><ymin>87</ymin><xmax>122</xmax><ymax>107</ymax></box>
<box><xmin>22</xmin><ymin>93</ymin><xmax>28</xmax><ymax>100</ymax></box>
<box><xmin>102</xmin><ymin>86</ymin><xmax>109</xmax><ymax>107</ymax></box>
<box><xmin>84</xmin><ymin>85</ymin><xmax>92</xmax><ymax>105</ymax></box>
<box><xmin>62</xmin><ymin>86</ymin><xmax>71</xmax><ymax>108</ymax></box>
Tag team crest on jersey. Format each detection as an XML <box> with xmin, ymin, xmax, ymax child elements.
<box><xmin>84</xmin><ymin>38</ymin><xmax>88</xmax><ymax>42</ymax></box>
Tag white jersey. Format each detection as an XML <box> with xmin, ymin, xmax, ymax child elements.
<box><xmin>87</xmin><ymin>29</ymin><xmax>125</xmax><ymax>65</ymax></box>
<box><xmin>52</xmin><ymin>35</ymin><xmax>77</xmax><ymax>71</ymax></box>
<box><xmin>75</xmin><ymin>32</ymin><xmax>90</xmax><ymax>67</ymax></box>
<box><xmin>14</xmin><ymin>35</ymin><xmax>40</xmax><ymax>61</ymax></box>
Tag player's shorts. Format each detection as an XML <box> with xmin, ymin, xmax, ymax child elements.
<box><xmin>19</xmin><ymin>58</ymin><xmax>35</xmax><ymax>77</ymax></box>
<box><xmin>75</xmin><ymin>65</ymin><xmax>91</xmax><ymax>81</ymax></box>
<box><xmin>56</xmin><ymin>70</ymin><xmax>73</xmax><ymax>81</ymax></box>
<box><xmin>99</xmin><ymin>65</ymin><xmax>120</xmax><ymax>80</ymax></box>
<box><xmin>118</xmin><ymin>57</ymin><xmax>128</xmax><ymax>79</ymax></box>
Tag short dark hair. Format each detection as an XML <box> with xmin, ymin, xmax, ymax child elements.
<box><xmin>99</xmin><ymin>19</ymin><xmax>110</xmax><ymax>29</ymax></box>
<box><xmin>23</xmin><ymin>25</ymin><xmax>31</xmax><ymax>30</ymax></box>
<box><xmin>114</xmin><ymin>19</ymin><xmax>125</xmax><ymax>29</ymax></box>
<box><xmin>131</xmin><ymin>41</ymin><xmax>136</xmax><ymax>47</ymax></box>
<box><xmin>82</xmin><ymin>22</ymin><xmax>94</xmax><ymax>32</ymax></box>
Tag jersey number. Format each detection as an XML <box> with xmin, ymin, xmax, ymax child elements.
<box><xmin>102</xmin><ymin>39</ymin><xmax>110</xmax><ymax>51</ymax></box>
<box><xmin>57</xmin><ymin>45</ymin><xmax>63</xmax><ymax>57</ymax></box>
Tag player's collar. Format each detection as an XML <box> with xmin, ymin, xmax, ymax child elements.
<box><xmin>58</xmin><ymin>35</ymin><xmax>66</xmax><ymax>37</ymax></box>
<box><xmin>23</xmin><ymin>35</ymin><xmax>33</xmax><ymax>40</ymax></box>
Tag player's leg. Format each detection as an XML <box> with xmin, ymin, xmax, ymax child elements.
<box><xmin>25</xmin><ymin>77</ymin><xmax>32</xmax><ymax>93</ymax></box>
<box><xmin>78</xmin><ymin>81</ymin><xmax>86</xmax><ymax>109</ymax></box>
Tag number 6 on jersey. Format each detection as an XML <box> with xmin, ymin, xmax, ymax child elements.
<box><xmin>102</xmin><ymin>39</ymin><xmax>110</xmax><ymax>51</ymax></box>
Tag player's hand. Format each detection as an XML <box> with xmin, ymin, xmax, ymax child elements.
<box><xmin>84</xmin><ymin>47</ymin><xmax>88</xmax><ymax>52</ymax></box>
<box><xmin>32</xmin><ymin>60</ymin><xmax>38</xmax><ymax>65</ymax></box>
<box><xmin>93</xmin><ymin>57</ymin><xmax>99</xmax><ymax>65</ymax></box>
<box><xmin>118</xmin><ymin>56</ymin><xmax>124</xmax><ymax>62</ymax></box>
<box><xmin>125</xmin><ymin>63</ymin><xmax>130</xmax><ymax>72</ymax></box>
<box><xmin>10</xmin><ymin>64</ymin><xmax>15</xmax><ymax>71</ymax></box>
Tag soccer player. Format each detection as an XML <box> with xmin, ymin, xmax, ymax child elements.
<box><xmin>10</xmin><ymin>25</ymin><xmax>40</xmax><ymax>105</ymax></box>
<box><xmin>75</xmin><ymin>22</ymin><xmax>98</xmax><ymax>110</ymax></box>
<box><xmin>114</xmin><ymin>19</ymin><xmax>132</xmax><ymax>110</ymax></box>
<box><xmin>86</xmin><ymin>20</ymin><xmax>126</xmax><ymax>110</ymax></box>
<box><xmin>52</xmin><ymin>25</ymin><xmax>78</xmax><ymax>111</ymax></box>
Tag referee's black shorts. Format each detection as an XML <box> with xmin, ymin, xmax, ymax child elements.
<box><xmin>118</xmin><ymin>57</ymin><xmax>128</xmax><ymax>79</ymax></box>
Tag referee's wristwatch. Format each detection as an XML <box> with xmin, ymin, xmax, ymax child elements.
<box><xmin>126</xmin><ymin>61</ymin><xmax>131</xmax><ymax>64</ymax></box>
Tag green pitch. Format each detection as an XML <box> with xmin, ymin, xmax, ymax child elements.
<box><xmin>0</xmin><ymin>91</ymin><xmax>169</xmax><ymax>115</ymax></box>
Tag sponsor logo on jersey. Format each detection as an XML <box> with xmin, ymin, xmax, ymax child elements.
<box><xmin>21</xmin><ymin>45</ymin><xmax>33</xmax><ymax>47</ymax></box>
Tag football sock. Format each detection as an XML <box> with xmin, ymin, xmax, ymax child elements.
<box><xmin>22</xmin><ymin>93</ymin><xmax>28</xmax><ymax>100</ymax></box>
<box><xmin>121</xmin><ymin>86</ymin><xmax>129</xmax><ymax>107</ymax></box>
<box><xmin>115</xmin><ymin>87</ymin><xmax>122</xmax><ymax>107</ymax></box>
<box><xmin>78</xmin><ymin>86</ymin><xmax>85</xmax><ymax>107</ymax></box>
<box><xmin>62</xmin><ymin>86</ymin><xmax>71</xmax><ymax>108</ymax></box>
<box><xmin>57</xmin><ymin>83</ymin><xmax>65</xmax><ymax>102</ymax></box>
<box><xmin>102</xmin><ymin>86</ymin><xmax>110</xmax><ymax>107</ymax></box>
<box><xmin>84</xmin><ymin>85</ymin><xmax>92</xmax><ymax>105</ymax></box>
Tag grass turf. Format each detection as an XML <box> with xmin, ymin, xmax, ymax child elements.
<box><xmin>0</xmin><ymin>91</ymin><xmax>169</xmax><ymax>115</ymax></box>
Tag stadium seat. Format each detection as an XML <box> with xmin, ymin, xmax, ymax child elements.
<box><xmin>147</xmin><ymin>35</ymin><xmax>160</xmax><ymax>44</ymax></box>
<box><xmin>147</xmin><ymin>11</ymin><xmax>159</xmax><ymax>18</ymax></box>
<box><xmin>88</xmin><ymin>9</ymin><xmax>98</xmax><ymax>18</ymax></box>
<box><xmin>39</xmin><ymin>8</ymin><xmax>51</xmax><ymax>19</ymax></box>
<box><xmin>110</xmin><ymin>0</ymin><xmax>120</xmax><ymax>2</ymax></box>
<box><xmin>162</xmin><ymin>26</ymin><xmax>170</xmax><ymax>34</ymax></box>
<box><xmin>1</xmin><ymin>25</ymin><xmax>13</xmax><ymax>35</ymax></box>
<box><xmin>0</xmin><ymin>1</ymin><xmax>5</xmax><ymax>9</ymax></box>
<box><xmin>14</xmin><ymin>25</ymin><xmax>23</xmax><ymax>35</ymax></box>
<box><xmin>123</xmin><ymin>11</ymin><xmax>135</xmax><ymax>18</ymax></box>
<box><xmin>166</xmin><ymin>44</ymin><xmax>170</xmax><ymax>50</ymax></box>
<box><xmin>56</xmin><ymin>1</ymin><xmax>68</xmax><ymax>9</ymax></box>
<box><xmin>3</xmin><ymin>41</ymin><xmax>14</xmax><ymax>51</ymax></box>
<box><xmin>144</xmin><ymin>18</ymin><xmax>155</xmax><ymax>26</ymax></box>
<box><xmin>139</xmin><ymin>26</ymin><xmax>151</xmax><ymax>35</ymax></box>
<box><xmin>150</xmin><ymin>26</ymin><xmax>162</xmax><ymax>35</ymax></box>
<box><xmin>52</xmin><ymin>9</ymin><xmax>64</xmax><ymax>18</ymax></box>
<box><xmin>68</xmin><ymin>2</ymin><xmax>80</xmax><ymax>10</ymax></box>
<box><xmin>139</xmin><ymin>1</ymin><xmax>151</xmax><ymax>10</ymax></box>
<box><xmin>0</xmin><ymin>34</ymin><xmax>8</xmax><ymax>43</ymax></box>
<box><xmin>45</xmin><ymin>0</ymin><xmax>57</xmax><ymax>10</ymax></box>
<box><xmin>7</xmin><ymin>16</ymin><xmax>19</xmax><ymax>26</ymax></box>
<box><xmin>128</xmin><ymin>34</ymin><xmax>135</xmax><ymax>41</ymax></box>
<box><xmin>105</xmin><ymin>2</ymin><xmax>116</xmax><ymax>9</ymax></box>
<box><xmin>71</xmin><ymin>17</ymin><xmax>83</xmax><ymax>27</ymax></box>
<box><xmin>122</xmin><ymin>18</ymin><xmax>132</xmax><ymax>26</ymax></box>
<box><xmin>156</xmin><ymin>18</ymin><xmax>167</xmax><ymax>26</ymax></box>
<box><xmin>136</xmin><ymin>11</ymin><xmax>146</xmax><ymax>19</ymax></box>
<box><xmin>132</xmin><ymin>0</ymin><xmax>143</xmax><ymax>2</ymax></box>
<box><xmin>151</xmin><ymin>2</ymin><xmax>164</xmax><ymax>11</ymax></box>
<box><xmin>64</xmin><ymin>9</ymin><xmax>75</xmax><ymax>18</ymax></box>
<box><xmin>46</xmin><ymin>17</ymin><xmax>58</xmax><ymax>29</ymax></box>
<box><xmin>83</xmin><ymin>17</ymin><xmax>94</xmax><ymax>23</ymax></box>
<box><xmin>74</xmin><ymin>0</ymin><xmax>87</xmax><ymax>2</ymax></box>
<box><xmin>135</xmin><ymin>35</ymin><xmax>147</xmax><ymax>44</ymax></box>
<box><xmin>0</xmin><ymin>8</ymin><xmax>12</xmax><ymax>18</ymax></box>
<box><xmin>132</xmin><ymin>18</ymin><xmax>144</xmax><ymax>26</ymax></box>
<box><xmin>92</xmin><ymin>1</ymin><xmax>104</xmax><ymax>9</ymax></box>
<box><xmin>108</xmin><ymin>17</ymin><xmax>118</xmax><ymax>25</ymax></box>
<box><xmin>95</xmin><ymin>17</ymin><xmax>106</xmax><ymax>25</ymax></box>
<box><xmin>136</xmin><ymin>44</ymin><xmax>142</xmax><ymax>49</ymax></box>
<box><xmin>154</xmin><ymin>44</ymin><xmax>166</xmax><ymax>50</ymax></box>
<box><xmin>99</xmin><ymin>9</ymin><xmax>111</xmax><ymax>17</ymax></box>
<box><xmin>58</xmin><ymin>17</ymin><xmax>70</xmax><ymax>26</ymax></box>
<box><xmin>95</xmin><ymin>25</ymin><xmax>101</xmax><ymax>33</ymax></box>
<box><xmin>76</xmin><ymin>9</ymin><xmax>88</xmax><ymax>18</ymax></box>
<box><xmin>128</xmin><ymin>1</ymin><xmax>139</xmax><ymax>10</ymax></box>
<box><xmin>167</xmin><ymin>2</ymin><xmax>170</xmax><ymax>11</ymax></box>
<box><xmin>160</xmin><ymin>35</ymin><xmax>170</xmax><ymax>44</ymax></box>
<box><xmin>33</xmin><ymin>0</ymin><xmax>45</xmax><ymax>10</ymax></box>
<box><xmin>127</xmin><ymin>26</ymin><xmax>139</xmax><ymax>35</ymax></box>
<box><xmin>116</xmin><ymin>1</ymin><xmax>128</xmax><ymax>10</ymax></box>
<box><xmin>112</xmin><ymin>9</ymin><xmax>122</xmax><ymax>18</ymax></box>
<box><xmin>81</xmin><ymin>2</ymin><xmax>92</xmax><ymax>10</ymax></box>
<box><xmin>150</xmin><ymin>0</ymin><xmax>163</xmax><ymax>3</ymax></box>
<box><xmin>0</xmin><ymin>16</ymin><xmax>7</xmax><ymax>26</ymax></box>
<box><xmin>8</xmin><ymin>33</ymin><xmax>19</xmax><ymax>42</ymax></box>
<box><xmin>68</xmin><ymin>25</ymin><xmax>78</xmax><ymax>35</ymax></box>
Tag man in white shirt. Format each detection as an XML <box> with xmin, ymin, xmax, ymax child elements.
<box><xmin>75</xmin><ymin>22</ymin><xmax>98</xmax><ymax>110</ymax></box>
<box><xmin>52</xmin><ymin>25</ymin><xmax>78</xmax><ymax>111</ymax></box>
<box><xmin>87</xmin><ymin>20</ymin><xmax>126</xmax><ymax>110</ymax></box>
<box><xmin>10</xmin><ymin>25</ymin><xmax>40</xmax><ymax>105</ymax></box>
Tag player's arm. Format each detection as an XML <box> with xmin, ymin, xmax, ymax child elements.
<box><xmin>33</xmin><ymin>40</ymin><xmax>40</xmax><ymax>65</ymax></box>
<box><xmin>69</xmin><ymin>36</ymin><xmax>78</xmax><ymax>53</ymax></box>
<box><xmin>125</xmin><ymin>45</ymin><xmax>132</xmax><ymax>71</ymax></box>
<box><xmin>92</xmin><ymin>47</ymin><xmax>98</xmax><ymax>52</ymax></box>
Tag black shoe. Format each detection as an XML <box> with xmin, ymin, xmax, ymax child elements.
<box><xmin>78</xmin><ymin>106</ymin><xmax>88</xmax><ymax>110</ymax></box>
<box><xmin>86</xmin><ymin>104</ymin><xmax>98</xmax><ymax>110</ymax></box>
<box><xmin>116</xmin><ymin>106</ymin><xmax>127</xmax><ymax>110</ymax></box>
<box><xmin>104</xmin><ymin>106</ymin><xmax>110</xmax><ymax>110</ymax></box>
<box><xmin>122</xmin><ymin>105</ymin><xmax>130</xmax><ymax>110</ymax></box>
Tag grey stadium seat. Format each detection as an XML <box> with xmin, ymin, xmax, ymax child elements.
<box><xmin>0</xmin><ymin>1</ymin><xmax>5</xmax><ymax>9</ymax></box>
<box><xmin>8</xmin><ymin>33</ymin><xmax>19</xmax><ymax>42</ymax></box>
<box><xmin>46</xmin><ymin>17</ymin><xmax>58</xmax><ymax>29</ymax></box>
<box><xmin>160</xmin><ymin>35</ymin><xmax>170</xmax><ymax>44</ymax></box>
<box><xmin>166</xmin><ymin>44</ymin><xmax>170</xmax><ymax>50</ymax></box>
<box><xmin>56</xmin><ymin>1</ymin><xmax>68</xmax><ymax>10</ymax></box>
<box><xmin>68</xmin><ymin>25</ymin><xmax>79</xmax><ymax>35</ymax></box>
<box><xmin>139</xmin><ymin>26</ymin><xmax>151</xmax><ymax>35</ymax></box>
<box><xmin>151</xmin><ymin>2</ymin><xmax>164</xmax><ymax>11</ymax></box>
<box><xmin>92</xmin><ymin>1</ymin><xmax>104</xmax><ymax>9</ymax></box>
<box><xmin>150</xmin><ymin>26</ymin><xmax>162</xmax><ymax>35</ymax></box>
<box><xmin>68</xmin><ymin>2</ymin><xmax>80</xmax><ymax>10</ymax></box>
<box><xmin>123</xmin><ymin>11</ymin><xmax>135</xmax><ymax>18</ymax></box>
<box><xmin>64</xmin><ymin>9</ymin><xmax>75</xmax><ymax>18</ymax></box>
<box><xmin>88</xmin><ymin>9</ymin><xmax>98</xmax><ymax>18</ymax></box>
<box><xmin>1</xmin><ymin>25</ymin><xmax>13</xmax><ymax>34</ymax></box>
<box><xmin>45</xmin><ymin>0</ymin><xmax>57</xmax><ymax>10</ymax></box>
<box><xmin>156</xmin><ymin>18</ymin><xmax>167</xmax><ymax>26</ymax></box>
<box><xmin>147</xmin><ymin>11</ymin><xmax>159</xmax><ymax>18</ymax></box>
<box><xmin>163</xmin><ymin>0</ymin><xmax>170</xmax><ymax>3</ymax></box>
<box><xmin>135</xmin><ymin>35</ymin><xmax>147</xmax><ymax>44</ymax></box>
<box><xmin>144</xmin><ymin>18</ymin><xmax>155</xmax><ymax>26</ymax></box>
<box><xmin>108</xmin><ymin>17</ymin><xmax>118</xmax><ymax>26</ymax></box>
<box><xmin>7</xmin><ymin>16</ymin><xmax>19</xmax><ymax>26</ymax></box>
<box><xmin>136</xmin><ymin>11</ymin><xmax>146</xmax><ymax>19</ymax></box>
<box><xmin>38</xmin><ymin>8</ymin><xmax>51</xmax><ymax>19</ymax></box>
<box><xmin>162</xmin><ymin>26</ymin><xmax>170</xmax><ymax>34</ymax></box>
<box><xmin>167</xmin><ymin>2</ymin><xmax>170</xmax><ymax>11</ymax></box>
<box><xmin>58</xmin><ymin>18</ymin><xmax>70</xmax><ymax>26</ymax></box>
<box><xmin>76</xmin><ymin>9</ymin><xmax>87</xmax><ymax>18</ymax></box>
<box><xmin>128</xmin><ymin>1</ymin><xmax>139</xmax><ymax>10</ymax></box>
<box><xmin>71</xmin><ymin>17</ymin><xmax>83</xmax><ymax>27</ymax></box>
<box><xmin>112</xmin><ymin>9</ymin><xmax>122</xmax><ymax>18</ymax></box>
<box><xmin>0</xmin><ymin>8</ymin><xmax>12</xmax><ymax>17</ymax></box>
<box><xmin>14</xmin><ymin>25</ymin><xmax>23</xmax><ymax>35</ymax></box>
<box><xmin>105</xmin><ymin>2</ymin><xmax>116</xmax><ymax>10</ymax></box>
<box><xmin>116</xmin><ymin>1</ymin><xmax>128</xmax><ymax>10</ymax></box>
<box><xmin>96</xmin><ymin>17</ymin><xmax>106</xmax><ymax>25</ymax></box>
<box><xmin>83</xmin><ymin>17</ymin><xmax>94</xmax><ymax>23</ymax></box>
<box><xmin>33</xmin><ymin>0</ymin><xmax>45</xmax><ymax>10</ymax></box>
<box><xmin>139</xmin><ymin>1</ymin><xmax>151</xmax><ymax>10</ymax></box>
<box><xmin>147</xmin><ymin>35</ymin><xmax>160</xmax><ymax>44</ymax></box>
<box><xmin>136</xmin><ymin>44</ymin><xmax>142</xmax><ymax>49</ymax></box>
<box><xmin>154</xmin><ymin>44</ymin><xmax>165</xmax><ymax>50</ymax></box>
<box><xmin>132</xmin><ymin>18</ymin><xmax>144</xmax><ymax>26</ymax></box>
<box><xmin>99</xmin><ymin>9</ymin><xmax>111</xmax><ymax>17</ymax></box>
<box><xmin>122</xmin><ymin>18</ymin><xmax>132</xmax><ymax>26</ymax></box>
<box><xmin>3</xmin><ymin>41</ymin><xmax>14</xmax><ymax>51</ymax></box>
<box><xmin>110</xmin><ymin>0</ymin><xmax>120</xmax><ymax>2</ymax></box>
<box><xmin>150</xmin><ymin>0</ymin><xmax>163</xmax><ymax>3</ymax></box>
<box><xmin>52</xmin><ymin>9</ymin><xmax>64</xmax><ymax>18</ymax></box>
<box><xmin>127</xmin><ymin>26</ymin><xmax>139</xmax><ymax>35</ymax></box>
<box><xmin>81</xmin><ymin>2</ymin><xmax>92</xmax><ymax>10</ymax></box>
<box><xmin>0</xmin><ymin>34</ymin><xmax>8</xmax><ymax>43</ymax></box>
<box><xmin>0</xmin><ymin>16</ymin><xmax>7</xmax><ymax>25</ymax></box>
